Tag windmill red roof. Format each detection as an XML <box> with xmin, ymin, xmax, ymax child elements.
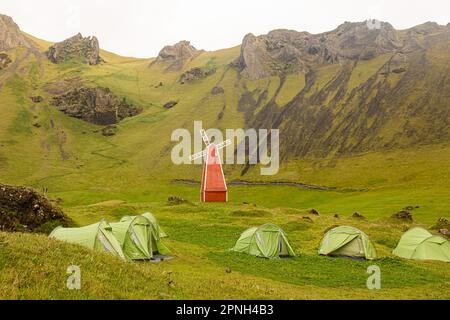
<box><xmin>190</xmin><ymin>129</ymin><xmax>230</xmax><ymax>202</ymax></box>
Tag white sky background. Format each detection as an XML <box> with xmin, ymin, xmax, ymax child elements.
<box><xmin>0</xmin><ymin>0</ymin><xmax>449</xmax><ymax>58</ymax></box>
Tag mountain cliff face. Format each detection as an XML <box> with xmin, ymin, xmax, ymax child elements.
<box><xmin>0</xmin><ymin>13</ymin><xmax>449</xmax><ymax>171</ymax></box>
<box><xmin>240</xmin><ymin>22</ymin><xmax>450</xmax><ymax>158</ymax></box>
<box><xmin>46</xmin><ymin>33</ymin><xmax>101</xmax><ymax>65</ymax></box>
<box><xmin>233</xmin><ymin>21</ymin><xmax>450</xmax><ymax>80</ymax></box>
<box><xmin>0</xmin><ymin>14</ymin><xmax>34</xmax><ymax>50</ymax></box>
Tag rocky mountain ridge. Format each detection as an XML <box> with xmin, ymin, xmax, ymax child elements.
<box><xmin>0</xmin><ymin>14</ymin><xmax>34</xmax><ymax>51</ymax></box>
<box><xmin>234</xmin><ymin>21</ymin><xmax>450</xmax><ymax>80</ymax></box>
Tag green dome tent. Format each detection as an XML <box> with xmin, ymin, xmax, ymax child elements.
<box><xmin>141</xmin><ymin>212</ymin><xmax>168</xmax><ymax>238</ymax></box>
<box><xmin>318</xmin><ymin>226</ymin><xmax>377</xmax><ymax>260</ymax></box>
<box><xmin>393</xmin><ymin>227</ymin><xmax>450</xmax><ymax>262</ymax></box>
<box><xmin>231</xmin><ymin>224</ymin><xmax>295</xmax><ymax>259</ymax></box>
<box><xmin>50</xmin><ymin>220</ymin><xmax>125</xmax><ymax>260</ymax></box>
<box><xmin>119</xmin><ymin>214</ymin><xmax>170</xmax><ymax>257</ymax></box>
<box><xmin>110</xmin><ymin>216</ymin><xmax>153</xmax><ymax>261</ymax></box>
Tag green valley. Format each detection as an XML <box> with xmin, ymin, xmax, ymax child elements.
<box><xmin>0</xmin><ymin>13</ymin><xmax>449</xmax><ymax>300</ymax></box>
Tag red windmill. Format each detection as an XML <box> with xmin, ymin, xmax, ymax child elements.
<box><xmin>189</xmin><ymin>129</ymin><xmax>231</xmax><ymax>202</ymax></box>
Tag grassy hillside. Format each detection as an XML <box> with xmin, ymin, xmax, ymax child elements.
<box><xmin>0</xmin><ymin>30</ymin><xmax>449</xmax><ymax>299</ymax></box>
<box><xmin>1</xmin><ymin>202</ymin><xmax>449</xmax><ymax>300</ymax></box>
<box><xmin>1</xmin><ymin>39</ymin><xmax>449</xmax><ymax>220</ymax></box>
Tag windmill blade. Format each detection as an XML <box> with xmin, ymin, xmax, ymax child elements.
<box><xmin>200</xmin><ymin>129</ymin><xmax>211</xmax><ymax>146</ymax></box>
<box><xmin>216</xmin><ymin>139</ymin><xmax>232</xmax><ymax>150</ymax></box>
<box><xmin>189</xmin><ymin>150</ymin><xmax>207</xmax><ymax>161</ymax></box>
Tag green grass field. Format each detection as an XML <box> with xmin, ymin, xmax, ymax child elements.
<box><xmin>1</xmin><ymin>196</ymin><xmax>449</xmax><ymax>300</ymax></box>
<box><xmin>0</xmin><ymin>34</ymin><xmax>449</xmax><ymax>300</ymax></box>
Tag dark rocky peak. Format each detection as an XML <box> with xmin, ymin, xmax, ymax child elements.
<box><xmin>234</xmin><ymin>21</ymin><xmax>404</xmax><ymax>80</ymax></box>
<box><xmin>157</xmin><ymin>40</ymin><xmax>197</xmax><ymax>61</ymax></box>
<box><xmin>46</xmin><ymin>33</ymin><xmax>101</xmax><ymax>65</ymax></box>
<box><xmin>322</xmin><ymin>21</ymin><xmax>401</xmax><ymax>60</ymax></box>
<box><xmin>0</xmin><ymin>14</ymin><xmax>34</xmax><ymax>50</ymax></box>
<box><xmin>235</xmin><ymin>32</ymin><xmax>306</xmax><ymax>80</ymax></box>
<box><xmin>154</xmin><ymin>40</ymin><xmax>200</xmax><ymax>71</ymax></box>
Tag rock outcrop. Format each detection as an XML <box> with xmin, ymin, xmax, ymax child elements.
<box><xmin>0</xmin><ymin>53</ymin><xmax>12</xmax><ymax>69</ymax></box>
<box><xmin>51</xmin><ymin>87</ymin><xmax>142</xmax><ymax>125</ymax></box>
<box><xmin>30</xmin><ymin>95</ymin><xmax>44</xmax><ymax>103</ymax></box>
<box><xmin>392</xmin><ymin>210</ymin><xmax>413</xmax><ymax>221</ymax></box>
<box><xmin>46</xmin><ymin>33</ymin><xmax>101</xmax><ymax>65</ymax></box>
<box><xmin>179</xmin><ymin>67</ymin><xmax>216</xmax><ymax>83</ymax></box>
<box><xmin>154</xmin><ymin>41</ymin><xmax>199</xmax><ymax>71</ymax></box>
<box><xmin>352</xmin><ymin>212</ymin><xmax>365</xmax><ymax>219</ymax></box>
<box><xmin>234</xmin><ymin>21</ymin><xmax>402</xmax><ymax>79</ymax></box>
<box><xmin>0</xmin><ymin>183</ymin><xmax>67</xmax><ymax>232</ymax></box>
<box><xmin>101</xmin><ymin>125</ymin><xmax>117</xmax><ymax>136</ymax></box>
<box><xmin>0</xmin><ymin>14</ymin><xmax>33</xmax><ymax>51</ymax></box>
<box><xmin>211</xmin><ymin>86</ymin><xmax>224</xmax><ymax>95</ymax></box>
<box><xmin>163</xmin><ymin>101</ymin><xmax>178</xmax><ymax>109</ymax></box>
<box><xmin>431</xmin><ymin>217</ymin><xmax>450</xmax><ymax>230</ymax></box>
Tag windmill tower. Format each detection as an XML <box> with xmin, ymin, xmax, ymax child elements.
<box><xmin>189</xmin><ymin>129</ymin><xmax>231</xmax><ymax>202</ymax></box>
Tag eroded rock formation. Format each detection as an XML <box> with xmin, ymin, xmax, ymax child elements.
<box><xmin>51</xmin><ymin>87</ymin><xmax>142</xmax><ymax>125</ymax></box>
<box><xmin>234</xmin><ymin>21</ymin><xmax>403</xmax><ymax>79</ymax></box>
<box><xmin>46</xmin><ymin>33</ymin><xmax>101</xmax><ymax>65</ymax></box>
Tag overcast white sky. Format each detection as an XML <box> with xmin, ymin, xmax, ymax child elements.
<box><xmin>1</xmin><ymin>0</ymin><xmax>449</xmax><ymax>58</ymax></box>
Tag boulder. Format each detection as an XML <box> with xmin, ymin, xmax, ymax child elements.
<box><xmin>46</xmin><ymin>33</ymin><xmax>102</xmax><ymax>65</ymax></box>
<box><xmin>101</xmin><ymin>125</ymin><xmax>117</xmax><ymax>136</ymax></box>
<box><xmin>308</xmin><ymin>208</ymin><xmax>320</xmax><ymax>216</ymax></box>
<box><xmin>352</xmin><ymin>212</ymin><xmax>365</xmax><ymax>219</ymax></box>
<box><xmin>392</xmin><ymin>210</ymin><xmax>413</xmax><ymax>221</ymax></box>
<box><xmin>167</xmin><ymin>195</ymin><xmax>187</xmax><ymax>205</ymax></box>
<box><xmin>51</xmin><ymin>87</ymin><xmax>142</xmax><ymax>125</ymax></box>
<box><xmin>439</xmin><ymin>229</ymin><xmax>450</xmax><ymax>239</ymax></box>
<box><xmin>431</xmin><ymin>217</ymin><xmax>450</xmax><ymax>230</ymax></box>
<box><xmin>164</xmin><ymin>101</ymin><xmax>178</xmax><ymax>109</ymax></box>
<box><xmin>30</xmin><ymin>96</ymin><xmax>44</xmax><ymax>103</ymax></box>
<box><xmin>211</xmin><ymin>86</ymin><xmax>224</xmax><ymax>95</ymax></box>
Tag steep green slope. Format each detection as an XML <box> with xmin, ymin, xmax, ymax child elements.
<box><xmin>0</xmin><ymin>29</ymin><xmax>449</xmax><ymax>209</ymax></box>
